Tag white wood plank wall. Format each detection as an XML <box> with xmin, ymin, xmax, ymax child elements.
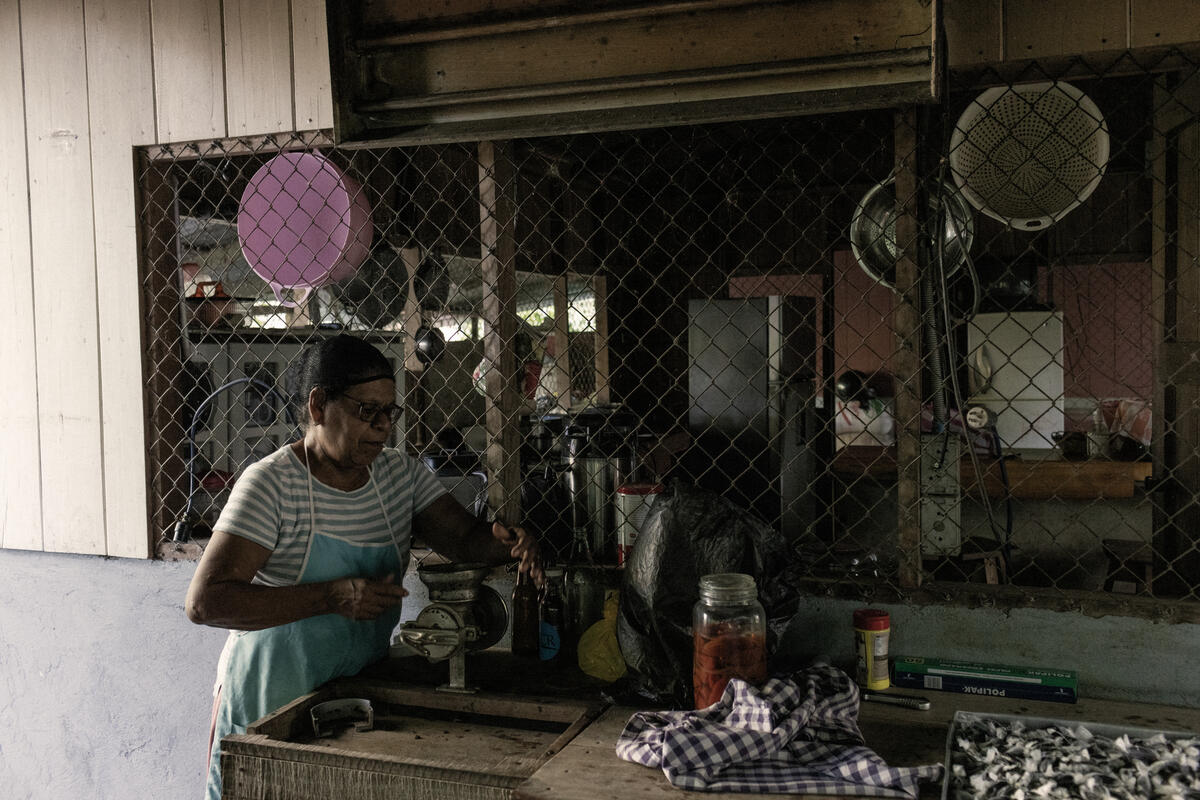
<box><xmin>22</xmin><ymin>0</ymin><xmax>105</xmax><ymax>555</ymax></box>
<box><xmin>0</xmin><ymin>0</ymin><xmax>42</xmax><ymax>552</ymax></box>
<box><xmin>86</xmin><ymin>0</ymin><xmax>157</xmax><ymax>558</ymax></box>
<box><xmin>0</xmin><ymin>0</ymin><xmax>331</xmax><ymax>557</ymax></box>
<box><xmin>224</xmin><ymin>0</ymin><xmax>294</xmax><ymax>135</ymax></box>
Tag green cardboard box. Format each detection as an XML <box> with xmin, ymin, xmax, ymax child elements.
<box><xmin>892</xmin><ymin>655</ymin><xmax>1078</xmax><ymax>704</ymax></box>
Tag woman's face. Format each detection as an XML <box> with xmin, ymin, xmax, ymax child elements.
<box><xmin>314</xmin><ymin>378</ymin><xmax>398</xmax><ymax>469</ymax></box>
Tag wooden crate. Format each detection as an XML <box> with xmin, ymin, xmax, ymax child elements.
<box><xmin>221</xmin><ymin>677</ymin><xmax>604</xmax><ymax>800</ymax></box>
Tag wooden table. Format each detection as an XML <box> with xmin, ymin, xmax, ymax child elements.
<box><xmin>514</xmin><ymin>691</ymin><xmax>1200</xmax><ymax>800</ymax></box>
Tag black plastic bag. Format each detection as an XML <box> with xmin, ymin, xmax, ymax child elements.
<box><xmin>614</xmin><ymin>480</ymin><xmax>799</xmax><ymax>709</ymax></box>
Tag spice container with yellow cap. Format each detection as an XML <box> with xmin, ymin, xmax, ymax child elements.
<box><xmin>853</xmin><ymin>608</ymin><xmax>891</xmax><ymax>690</ymax></box>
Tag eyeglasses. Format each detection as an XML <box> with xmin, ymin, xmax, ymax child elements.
<box><xmin>340</xmin><ymin>393</ymin><xmax>404</xmax><ymax>425</ymax></box>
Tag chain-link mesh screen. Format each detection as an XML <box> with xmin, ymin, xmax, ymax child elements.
<box><xmin>140</xmin><ymin>50</ymin><xmax>1200</xmax><ymax>617</ymax></box>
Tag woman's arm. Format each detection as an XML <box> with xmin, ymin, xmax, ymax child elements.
<box><xmin>185</xmin><ymin>531</ymin><xmax>408</xmax><ymax>630</ymax></box>
<box><xmin>414</xmin><ymin>495</ymin><xmax>543</xmax><ymax>582</ymax></box>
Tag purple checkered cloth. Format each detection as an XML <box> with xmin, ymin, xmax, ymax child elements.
<box><xmin>615</xmin><ymin>664</ymin><xmax>943</xmax><ymax>796</ymax></box>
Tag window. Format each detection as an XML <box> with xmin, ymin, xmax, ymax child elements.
<box><xmin>140</xmin><ymin>53</ymin><xmax>1200</xmax><ymax>619</ymax></box>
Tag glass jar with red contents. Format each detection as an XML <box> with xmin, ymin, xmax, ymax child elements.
<box><xmin>692</xmin><ymin>573</ymin><xmax>767</xmax><ymax>709</ymax></box>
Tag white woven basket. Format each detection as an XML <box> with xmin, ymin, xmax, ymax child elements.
<box><xmin>950</xmin><ymin>81</ymin><xmax>1109</xmax><ymax>231</ymax></box>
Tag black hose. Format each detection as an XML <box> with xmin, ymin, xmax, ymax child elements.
<box><xmin>174</xmin><ymin>377</ymin><xmax>298</xmax><ymax>542</ymax></box>
<box><xmin>991</xmin><ymin>429</ymin><xmax>1014</xmax><ymax>568</ymax></box>
<box><xmin>923</xmin><ymin>199</ymin><xmax>949</xmax><ymax>429</ymax></box>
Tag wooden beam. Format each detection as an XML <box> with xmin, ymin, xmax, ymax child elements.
<box><xmin>361</xmin><ymin>0</ymin><xmax>791</xmax><ymax>47</ymax></box>
<box><xmin>1132</xmin><ymin>0</ymin><xmax>1200</xmax><ymax>49</ymax></box>
<box><xmin>892</xmin><ymin>108</ymin><xmax>923</xmax><ymax>590</ymax></box>
<box><xmin>478</xmin><ymin>140</ymin><xmax>522</xmax><ymax>524</ymax></box>
<box><xmin>143</xmin><ymin>131</ymin><xmax>334</xmax><ymax>164</ymax></box>
<box><xmin>362</xmin><ymin>1</ymin><xmax>931</xmax><ymax>91</ymax></box>
<box><xmin>1004</xmin><ymin>0</ymin><xmax>1128</xmax><ymax>61</ymax></box>
<box><xmin>333</xmin><ymin>0</ymin><xmax>937</xmax><ymax>145</ymax></box>
<box><xmin>943</xmin><ymin>0</ymin><xmax>1003</xmax><ymax>67</ymax></box>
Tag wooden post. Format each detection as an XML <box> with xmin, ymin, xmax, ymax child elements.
<box><xmin>591</xmin><ymin>275</ymin><xmax>610</xmax><ymax>405</ymax></box>
<box><xmin>1152</xmin><ymin>80</ymin><xmax>1200</xmax><ymax>594</ymax></box>
<box><xmin>478</xmin><ymin>140</ymin><xmax>522</xmax><ymax>524</ymax></box>
<box><xmin>552</xmin><ymin>275</ymin><xmax>571</xmax><ymax>411</ymax></box>
<box><xmin>136</xmin><ymin>150</ymin><xmax>186</xmax><ymax>547</ymax></box>
<box><xmin>1150</xmin><ymin>77</ymin><xmax>1170</xmax><ymax>579</ymax></box>
<box><xmin>892</xmin><ymin>109</ymin><xmax>923</xmax><ymax>590</ymax></box>
<box><xmin>560</xmin><ymin>184</ymin><xmax>603</xmax><ymax>406</ymax></box>
<box><xmin>400</xmin><ymin>246</ymin><xmax>430</xmax><ymax>452</ymax></box>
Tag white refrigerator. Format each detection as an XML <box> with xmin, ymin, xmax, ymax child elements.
<box><xmin>966</xmin><ymin>310</ymin><xmax>1065</xmax><ymax>450</ymax></box>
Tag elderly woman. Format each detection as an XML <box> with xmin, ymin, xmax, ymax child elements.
<box><xmin>187</xmin><ymin>334</ymin><xmax>539</xmax><ymax>800</ymax></box>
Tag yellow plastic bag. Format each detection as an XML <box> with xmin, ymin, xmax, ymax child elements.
<box><xmin>577</xmin><ymin>590</ymin><xmax>627</xmax><ymax>682</ymax></box>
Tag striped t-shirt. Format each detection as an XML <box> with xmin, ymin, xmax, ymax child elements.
<box><xmin>213</xmin><ymin>445</ymin><xmax>446</xmax><ymax>587</ymax></box>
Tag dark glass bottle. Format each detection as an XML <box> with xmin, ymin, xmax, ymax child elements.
<box><xmin>511</xmin><ymin>570</ymin><xmax>539</xmax><ymax>657</ymax></box>
<box><xmin>539</xmin><ymin>568</ymin><xmax>565</xmax><ymax>663</ymax></box>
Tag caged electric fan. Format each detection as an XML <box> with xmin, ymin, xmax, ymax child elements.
<box><xmin>849</xmin><ymin>175</ymin><xmax>976</xmax><ymax>290</ymax></box>
<box><xmin>949</xmin><ymin>81</ymin><xmax>1109</xmax><ymax>231</ymax></box>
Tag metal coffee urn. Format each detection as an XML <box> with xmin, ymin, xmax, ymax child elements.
<box><xmin>560</xmin><ymin>408</ymin><xmax>637</xmax><ymax>563</ymax></box>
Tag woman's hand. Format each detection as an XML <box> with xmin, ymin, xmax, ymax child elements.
<box><xmin>492</xmin><ymin>522</ymin><xmax>544</xmax><ymax>585</ymax></box>
<box><xmin>327</xmin><ymin>573</ymin><xmax>409</xmax><ymax>620</ymax></box>
<box><xmin>413</xmin><ymin>497</ymin><xmax>545</xmax><ymax>581</ymax></box>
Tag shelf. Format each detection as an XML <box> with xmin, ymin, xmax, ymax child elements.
<box><xmin>832</xmin><ymin>446</ymin><xmax>1153</xmax><ymax>500</ymax></box>
<box><xmin>961</xmin><ymin>457</ymin><xmax>1152</xmax><ymax>500</ymax></box>
<box><xmin>185</xmin><ymin>326</ymin><xmax>407</xmax><ymax>346</ymax></box>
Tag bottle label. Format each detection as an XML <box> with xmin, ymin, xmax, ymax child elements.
<box><xmin>539</xmin><ymin>621</ymin><xmax>561</xmax><ymax>660</ymax></box>
<box><xmin>512</xmin><ymin>578</ymin><xmax>540</xmax><ymax>656</ymax></box>
<box><xmin>854</xmin><ymin>628</ymin><xmax>890</xmax><ymax>689</ymax></box>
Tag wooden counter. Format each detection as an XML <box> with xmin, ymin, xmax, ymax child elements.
<box><xmin>221</xmin><ymin>651</ymin><xmax>1200</xmax><ymax>800</ymax></box>
<box><xmin>833</xmin><ymin>446</ymin><xmax>1152</xmax><ymax>499</ymax></box>
<box><xmin>514</xmin><ymin>691</ymin><xmax>1200</xmax><ymax>800</ymax></box>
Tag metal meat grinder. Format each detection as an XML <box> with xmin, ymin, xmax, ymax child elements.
<box><xmin>394</xmin><ymin>563</ymin><xmax>508</xmax><ymax>693</ymax></box>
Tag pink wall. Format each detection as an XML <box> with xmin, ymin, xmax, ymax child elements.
<box><xmin>731</xmin><ymin>255</ymin><xmax>1153</xmax><ymax>404</ymax></box>
<box><xmin>1041</xmin><ymin>261</ymin><xmax>1153</xmax><ymax>400</ymax></box>
<box><xmin>728</xmin><ymin>249</ymin><xmax>896</xmax><ymax>388</ymax></box>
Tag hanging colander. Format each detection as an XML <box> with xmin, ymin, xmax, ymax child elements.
<box><xmin>949</xmin><ymin>81</ymin><xmax>1109</xmax><ymax>231</ymax></box>
<box><xmin>237</xmin><ymin>151</ymin><xmax>374</xmax><ymax>306</ymax></box>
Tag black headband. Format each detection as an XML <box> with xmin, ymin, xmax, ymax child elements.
<box><xmin>342</xmin><ymin>373</ymin><xmax>395</xmax><ymax>387</ymax></box>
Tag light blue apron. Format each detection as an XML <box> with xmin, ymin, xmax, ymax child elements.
<box><xmin>205</xmin><ymin>463</ymin><xmax>404</xmax><ymax>800</ymax></box>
